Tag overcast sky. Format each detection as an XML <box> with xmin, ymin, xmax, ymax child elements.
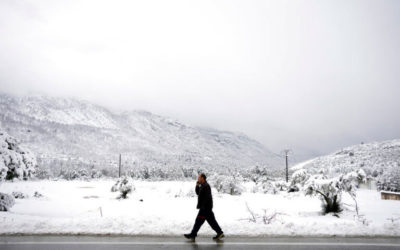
<box><xmin>1</xmin><ymin>0</ymin><xmax>399</xmax><ymax>161</ymax></box>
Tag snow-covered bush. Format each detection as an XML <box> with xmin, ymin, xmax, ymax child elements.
<box><xmin>35</xmin><ymin>168</ymin><xmax>51</xmax><ymax>179</ymax></box>
<box><xmin>288</xmin><ymin>169</ymin><xmax>310</xmax><ymax>192</ymax></box>
<box><xmin>244</xmin><ymin>165</ymin><xmax>271</xmax><ymax>183</ymax></box>
<box><xmin>340</xmin><ymin>169</ymin><xmax>366</xmax><ymax>194</ymax></box>
<box><xmin>59</xmin><ymin>168</ymin><xmax>92</xmax><ymax>180</ymax></box>
<box><xmin>0</xmin><ymin>161</ymin><xmax>7</xmax><ymax>180</ymax></box>
<box><xmin>69</xmin><ymin>170</ymin><xmax>80</xmax><ymax>180</ymax></box>
<box><xmin>77</xmin><ymin>169</ymin><xmax>88</xmax><ymax>178</ymax></box>
<box><xmin>111</xmin><ymin>176</ymin><xmax>135</xmax><ymax>199</ymax></box>
<box><xmin>59</xmin><ymin>169</ymin><xmax>76</xmax><ymax>180</ymax></box>
<box><xmin>138</xmin><ymin>168</ymin><xmax>151</xmax><ymax>179</ymax></box>
<box><xmin>33</xmin><ymin>191</ymin><xmax>43</xmax><ymax>198</ymax></box>
<box><xmin>101</xmin><ymin>168</ymin><xmax>117</xmax><ymax>178</ymax></box>
<box><xmin>174</xmin><ymin>188</ymin><xmax>196</xmax><ymax>198</ymax></box>
<box><xmin>254</xmin><ymin>180</ymin><xmax>288</xmax><ymax>194</ymax></box>
<box><xmin>274</xmin><ymin>180</ymin><xmax>288</xmax><ymax>192</ymax></box>
<box><xmin>212</xmin><ymin>175</ymin><xmax>244</xmax><ymax>195</ymax></box>
<box><xmin>377</xmin><ymin>164</ymin><xmax>400</xmax><ymax>192</ymax></box>
<box><xmin>305</xmin><ymin>169</ymin><xmax>366</xmax><ymax>214</ymax></box>
<box><xmin>181</xmin><ymin>167</ymin><xmax>198</xmax><ymax>179</ymax></box>
<box><xmin>287</xmin><ymin>185</ymin><xmax>300</xmax><ymax>192</ymax></box>
<box><xmin>305</xmin><ymin>175</ymin><xmax>342</xmax><ymax>214</ymax></box>
<box><xmin>12</xmin><ymin>191</ymin><xmax>28</xmax><ymax>199</ymax></box>
<box><xmin>0</xmin><ymin>131</ymin><xmax>37</xmax><ymax>181</ymax></box>
<box><xmin>254</xmin><ymin>181</ymin><xmax>276</xmax><ymax>194</ymax></box>
<box><xmin>0</xmin><ymin>192</ymin><xmax>15</xmax><ymax>211</ymax></box>
<box><xmin>291</xmin><ymin>169</ymin><xmax>310</xmax><ymax>186</ymax></box>
<box><xmin>265</xmin><ymin>182</ymin><xmax>280</xmax><ymax>194</ymax></box>
<box><xmin>90</xmin><ymin>168</ymin><xmax>103</xmax><ymax>179</ymax></box>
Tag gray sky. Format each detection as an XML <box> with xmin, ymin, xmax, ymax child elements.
<box><xmin>1</xmin><ymin>0</ymin><xmax>399</xmax><ymax>161</ymax></box>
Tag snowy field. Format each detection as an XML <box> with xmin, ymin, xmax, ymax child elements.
<box><xmin>0</xmin><ymin>180</ymin><xmax>399</xmax><ymax>236</ymax></box>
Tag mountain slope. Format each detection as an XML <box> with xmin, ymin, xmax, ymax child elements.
<box><xmin>0</xmin><ymin>93</ymin><xmax>281</xmax><ymax>176</ymax></box>
<box><xmin>291</xmin><ymin>139</ymin><xmax>400</xmax><ymax>191</ymax></box>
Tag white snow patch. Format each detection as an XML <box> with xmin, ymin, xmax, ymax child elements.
<box><xmin>0</xmin><ymin>180</ymin><xmax>399</xmax><ymax>236</ymax></box>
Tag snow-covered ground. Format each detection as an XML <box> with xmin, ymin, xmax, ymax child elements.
<box><xmin>0</xmin><ymin>180</ymin><xmax>399</xmax><ymax>236</ymax></box>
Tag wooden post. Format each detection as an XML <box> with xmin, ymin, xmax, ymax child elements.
<box><xmin>286</xmin><ymin>152</ymin><xmax>288</xmax><ymax>182</ymax></box>
<box><xmin>119</xmin><ymin>154</ymin><xmax>121</xmax><ymax>178</ymax></box>
<box><xmin>284</xmin><ymin>149</ymin><xmax>290</xmax><ymax>183</ymax></box>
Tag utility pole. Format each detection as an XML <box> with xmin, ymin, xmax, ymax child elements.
<box><xmin>284</xmin><ymin>149</ymin><xmax>290</xmax><ymax>183</ymax></box>
<box><xmin>118</xmin><ymin>154</ymin><xmax>122</xmax><ymax>178</ymax></box>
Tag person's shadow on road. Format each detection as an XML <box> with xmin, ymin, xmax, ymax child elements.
<box><xmin>189</xmin><ymin>240</ymin><xmax>224</xmax><ymax>250</ymax></box>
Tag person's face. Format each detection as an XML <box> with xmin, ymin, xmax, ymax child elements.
<box><xmin>198</xmin><ymin>175</ymin><xmax>204</xmax><ymax>184</ymax></box>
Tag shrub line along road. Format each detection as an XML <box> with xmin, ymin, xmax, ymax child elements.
<box><xmin>0</xmin><ymin>235</ymin><xmax>400</xmax><ymax>250</ymax></box>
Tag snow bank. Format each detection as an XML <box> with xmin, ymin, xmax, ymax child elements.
<box><xmin>0</xmin><ymin>180</ymin><xmax>399</xmax><ymax>236</ymax></box>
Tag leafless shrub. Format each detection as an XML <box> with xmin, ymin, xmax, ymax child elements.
<box><xmin>386</xmin><ymin>216</ymin><xmax>400</xmax><ymax>223</ymax></box>
<box><xmin>261</xmin><ymin>209</ymin><xmax>283</xmax><ymax>224</ymax></box>
<box><xmin>356</xmin><ymin>214</ymin><xmax>370</xmax><ymax>226</ymax></box>
<box><xmin>240</xmin><ymin>203</ymin><xmax>284</xmax><ymax>224</ymax></box>
<box><xmin>245</xmin><ymin>202</ymin><xmax>258</xmax><ymax>223</ymax></box>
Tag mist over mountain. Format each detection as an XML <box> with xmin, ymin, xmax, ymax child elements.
<box><xmin>0</xmin><ymin>92</ymin><xmax>282</xmax><ymax>175</ymax></box>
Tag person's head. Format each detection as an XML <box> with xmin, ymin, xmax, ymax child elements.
<box><xmin>198</xmin><ymin>173</ymin><xmax>207</xmax><ymax>184</ymax></box>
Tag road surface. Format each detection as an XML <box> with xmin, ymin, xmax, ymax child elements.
<box><xmin>0</xmin><ymin>235</ymin><xmax>399</xmax><ymax>249</ymax></box>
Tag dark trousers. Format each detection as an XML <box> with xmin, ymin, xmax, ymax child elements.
<box><xmin>190</xmin><ymin>209</ymin><xmax>223</xmax><ymax>236</ymax></box>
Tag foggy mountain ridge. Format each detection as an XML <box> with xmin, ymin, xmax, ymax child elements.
<box><xmin>0</xmin><ymin>92</ymin><xmax>282</xmax><ymax>173</ymax></box>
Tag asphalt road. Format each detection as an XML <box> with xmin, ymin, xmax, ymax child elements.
<box><xmin>0</xmin><ymin>235</ymin><xmax>399</xmax><ymax>250</ymax></box>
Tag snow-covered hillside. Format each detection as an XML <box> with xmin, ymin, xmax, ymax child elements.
<box><xmin>291</xmin><ymin>139</ymin><xmax>400</xmax><ymax>191</ymax></box>
<box><xmin>0</xmin><ymin>93</ymin><xmax>281</xmax><ymax>176</ymax></box>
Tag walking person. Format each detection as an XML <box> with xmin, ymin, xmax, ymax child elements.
<box><xmin>184</xmin><ymin>173</ymin><xmax>224</xmax><ymax>241</ymax></box>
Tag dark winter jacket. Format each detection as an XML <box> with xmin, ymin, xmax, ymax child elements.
<box><xmin>195</xmin><ymin>181</ymin><xmax>213</xmax><ymax>210</ymax></box>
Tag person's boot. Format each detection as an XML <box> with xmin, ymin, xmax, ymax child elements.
<box><xmin>184</xmin><ymin>234</ymin><xmax>196</xmax><ymax>242</ymax></box>
<box><xmin>212</xmin><ymin>232</ymin><xmax>224</xmax><ymax>240</ymax></box>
